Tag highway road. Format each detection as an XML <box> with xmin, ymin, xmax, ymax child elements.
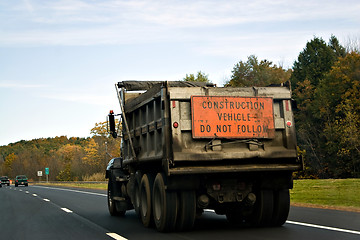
<box><xmin>1</xmin><ymin>184</ymin><xmax>359</xmax><ymax>240</ymax></box>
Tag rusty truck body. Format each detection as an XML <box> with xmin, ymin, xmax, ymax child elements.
<box><xmin>106</xmin><ymin>80</ymin><xmax>303</xmax><ymax>232</ymax></box>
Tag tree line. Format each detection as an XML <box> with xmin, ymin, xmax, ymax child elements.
<box><xmin>1</xmin><ymin>35</ymin><xmax>359</xmax><ymax>180</ymax></box>
<box><xmin>186</xmin><ymin>35</ymin><xmax>359</xmax><ymax>179</ymax></box>
<box><xmin>0</xmin><ymin>122</ymin><xmax>121</xmax><ymax>181</ymax></box>
<box><xmin>291</xmin><ymin>37</ymin><xmax>359</xmax><ymax>178</ymax></box>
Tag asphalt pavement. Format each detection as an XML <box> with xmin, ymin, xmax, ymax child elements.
<box><xmin>1</xmin><ymin>184</ymin><xmax>359</xmax><ymax>240</ymax></box>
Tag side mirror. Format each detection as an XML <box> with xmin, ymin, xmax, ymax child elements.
<box><xmin>108</xmin><ymin>110</ymin><xmax>117</xmax><ymax>138</ymax></box>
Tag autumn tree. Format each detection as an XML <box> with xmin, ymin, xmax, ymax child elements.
<box><xmin>90</xmin><ymin>121</ymin><xmax>109</xmax><ymax>137</ymax></box>
<box><xmin>90</xmin><ymin>119</ymin><xmax>121</xmax><ymax>163</ymax></box>
<box><xmin>226</xmin><ymin>55</ymin><xmax>291</xmax><ymax>87</ymax></box>
<box><xmin>290</xmin><ymin>35</ymin><xmax>360</xmax><ymax>178</ymax></box>
<box><xmin>56</xmin><ymin>144</ymin><xmax>83</xmax><ymax>181</ymax></box>
<box><xmin>2</xmin><ymin>153</ymin><xmax>17</xmax><ymax>176</ymax></box>
<box><xmin>314</xmin><ymin>52</ymin><xmax>360</xmax><ymax>177</ymax></box>
<box><xmin>290</xmin><ymin>36</ymin><xmax>349</xmax><ymax>178</ymax></box>
<box><xmin>82</xmin><ymin>138</ymin><xmax>100</xmax><ymax>167</ymax></box>
<box><xmin>0</xmin><ymin>134</ymin><xmax>113</xmax><ymax>181</ymax></box>
<box><xmin>82</xmin><ymin>135</ymin><xmax>119</xmax><ymax>178</ymax></box>
<box><xmin>332</xmin><ymin>100</ymin><xmax>360</xmax><ymax>176</ymax></box>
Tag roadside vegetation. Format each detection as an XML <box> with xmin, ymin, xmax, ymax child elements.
<box><xmin>37</xmin><ymin>181</ymin><xmax>107</xmax><ymax>190</ymax></box>
<box><xmin>290</xmin><ymin>179</ymin><xmax>360</xmax><ymax>211</ymax></box>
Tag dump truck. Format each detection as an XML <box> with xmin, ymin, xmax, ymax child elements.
<box><xmin>106</xmin><ymin>80</ymin><xmax>303</xmax><ymax>232</ymax></box>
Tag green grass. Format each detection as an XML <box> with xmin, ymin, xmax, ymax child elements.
<box><xmin>290</xmin><ymin>179</ymin><xmax>360</xmax><ymax>210</ymax></box>
<box><xmin>36</xmin><ymin>182</ymin><xmax>107</xmax><ymax>190</ymax></box>
<box><xmin>36</xmin><ymin>179</ymin><xmax>360</xmax><ymax>211</ymax></box>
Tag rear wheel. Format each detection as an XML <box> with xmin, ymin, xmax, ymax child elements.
<box><xmin>133</xmin><ymin>171</ymin><xmax>142</xmax><ymax>218</ymax></box>
<box><xmin>247</xmin><ymin>189</ymin><xmax>273</xmax><ymax>227</ymax></box>
<box><xmin>152</xmin><ymin>172</ymin><xmax>178</xmax><ymax>232</ymax></box>
<box><xmin>140</xmin><ymin>173</ymin><xmax>155</xmax><ymax>227</ymax></box>
<box><xmin>107</xmin><ymin>180</ymin><xmax>125</xmax><ymax>216</ymax></box>
<box><xmin>176</xmin><ymin>190</ymin><xmax>196</xmax><ymax>231</ymax></box>
<box><xmin>271</xmin><ymin>189</ymin><xmax>290</xmax><ymax>226</ymax></box>
<box><xmin>107</xmin><ymin>181</ymin><xmax>117</xmax><ymax>216</ymax></box>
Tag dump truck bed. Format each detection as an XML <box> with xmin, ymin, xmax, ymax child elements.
<box><xmin>118</xmin><ymin>81</ymin><xmax>301</xmax><ymax>175</ymax></box>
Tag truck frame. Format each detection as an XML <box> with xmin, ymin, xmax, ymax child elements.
<box><xmin>106</xmin><ymin>80</ymin><xmax>303</xmax><ymax>232</ymax></box>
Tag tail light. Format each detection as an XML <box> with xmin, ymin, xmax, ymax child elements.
<box><xmin>212</xmin><ymin>183</ymin><xmax>221</xmax><ymax>191</ymax></box>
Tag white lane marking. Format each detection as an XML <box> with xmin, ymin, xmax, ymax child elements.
<box><xmin>16</xmin><ymin>185</ymin><xmax>128</xmax><ymax>239</ymax></box>
<box><xmin>30</xmin><ymin>187</ymin><xmax>360</xmax><ymax>237</ymax></box>
<box><xmin>61</xmin><ymin>208</ymin><xmax>73</xmax><ymax>213</ymax></box>
<box><xmin>32</xmin><ymin>186</ymin><xmax>127</xmax><ymax>240</ymax></box>
<box><xmin>106</xmin><ymin>233</ymin><xmax>128</xmax><ymax>240</ymax></box>
<box><xmin>207</xmin><ymin>210</ymin><xmax>360</xmax><ymax>235</ymax></box>
<box><xmin>19</xmin><ymin>189</ymin><xmax>22</xmax><ymax>192</ymax></box>
<box><xmin>32</xmin><ymin>194</ymin><xmax>38</xmax><ymax>197</ymax></box>
<box><xmin>25</xmin><ymin>191</ymin><xmax>29</xmax><ymax>194</ymax></box>
<box><xmin>286</xmin><ymin>221</ymin><xmax>360</xmax><ymax>235</ymax></box>
<box><xmin>31</xmin><ymin>185</ymin><xmax>107</xmax><ymax>197</ymax></box>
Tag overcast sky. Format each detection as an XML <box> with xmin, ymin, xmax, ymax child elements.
<box><xmin>1</xmin><ymin>0</ymin><xmax>359</xmax><ymax>146</ymax></box>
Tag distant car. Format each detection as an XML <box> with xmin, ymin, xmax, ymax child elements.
<box><xmin>15</xmin><ymin>175</ymin><xmax>28</xmax><ymax>187</ymax></box>
<box><xmin>0</xmin><ymin>179</ymin><xmax>2</xmax><ymax>188</ymax></box>
<box><xmin>0</xmin><ymin>176</ymin><xmax>10</xmax><ymax>186</ymax></box>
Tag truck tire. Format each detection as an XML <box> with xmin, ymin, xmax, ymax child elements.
<box><xmin>140</xmin><ymin>173</ymin><xmax>155</xmax><ymax>227</ymax></box>
<box><xmin>176</xmin><ymin>190</ymin><xmax>196</xmax><ymax>231</ymax></box>
<box><xmin>152</xmin><ymin>172</ymin><xmax>178</xmax><ymax>232</ymax></box>
<box><xmin>247</xmin><ymin>189</ymin><xmax>273</xmax><ymax>227</ymax></box>
<box><xmin>132</xmin><ymin>171</ymin><xmax>142</xmax><ymax>218</ymax></box>
<box><xmin>271</xmin><ymin>189</ymin><xmax>290</xmax><ymax>226</ymax></box>
<box><xmin>107</xmin><ymin>180</ymin><xmax>125</xmax><ymax>216</ymax></box>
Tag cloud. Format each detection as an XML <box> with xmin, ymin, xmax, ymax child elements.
<box><xmin>23</xmin><ymin>0</ymin><xmax>34</xmax><ymax>12</ymax></box>
<box><xmin>40</xmin><ymin>91</ymin><xmax>114</xmax><ymax>106</ymax></box>
<box><xmin>1</xmin><ymin>0</ymin><xmax>359</xmax><ymax>47</ymax></box>
<box><xmin>36</xmin><ymin>0</ymin><xmax>358</xmax><ymax>27</ymax></box>
<box><xmin>0</xmin><ymin>81</ymin><xmax>111</xmax><ymax>106</ymax></box>
<box><xmin>0</xmin><ymin>82</ymin><xmax>46</xmax><ymax>88</ymax></box>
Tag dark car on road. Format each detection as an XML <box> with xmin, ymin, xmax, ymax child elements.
<box><xmin>0</xmin><ymin>176</ymin><xmax>10</xmax><ymax>186</ymax></box>
<box><xmin>15</xmin><ymin>175</ymin><xmax>28</xmax><ymax>187</ymax></box>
